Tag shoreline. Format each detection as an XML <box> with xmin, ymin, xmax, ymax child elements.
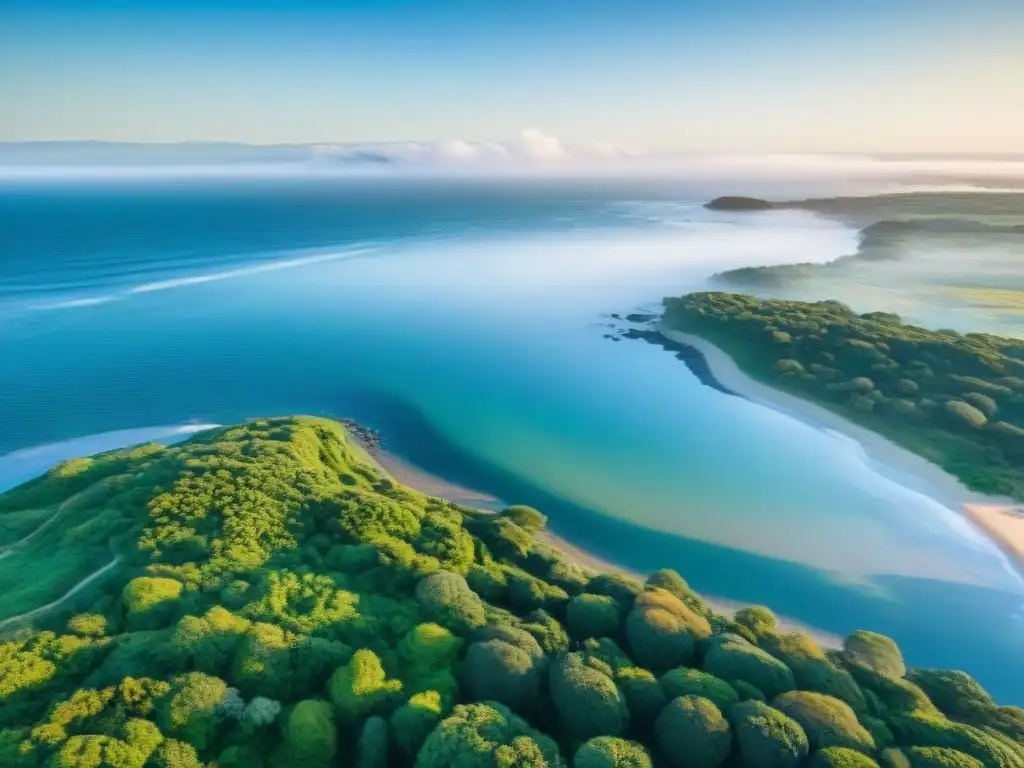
<box><xmin>657</xmin><ymin>325</ymin><xmax>1024</xmax><ymax>577</ymax></box>
<box><xmin>343</xmin><ymin>423</ymin><xmax>842</xmax><ymax>648</ymax></box>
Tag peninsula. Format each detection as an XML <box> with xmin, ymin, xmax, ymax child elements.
<box><xmin>2</xmin><ymin>416</ymin><xmax>1022</xmax><ymax>767</ymax></box>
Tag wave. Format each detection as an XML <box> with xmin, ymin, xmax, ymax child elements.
<box><xmin>30</xmin><ymin>244</ymin><xmax>377</xmax><ymax>311</ymax></box>
<box><xmin>0</xmin><ymin>422</ymin><xmax>219</xmax><ymax>493</ymax></box>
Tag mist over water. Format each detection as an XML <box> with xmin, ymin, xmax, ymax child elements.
<box><xmin>1</xmin><ymin>175</ymin><xmax>1023</xmax><ymax>701</ymax></box>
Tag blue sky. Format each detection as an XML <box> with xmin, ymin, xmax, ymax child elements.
<box><xmin>2</xmin><ymin>0</ymin><xmax>1022</xmax><ymax>152</ymax></box>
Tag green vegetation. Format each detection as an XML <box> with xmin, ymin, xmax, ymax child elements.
<box><xmin>0</xmin><ymin>417</ymin><xmax>1020</xmax><ymax>767</ymax></box>
<box><xmin>661</xmin><ymin>292</ymin><xmax>1024</xmax><ymax>498</ymax></box>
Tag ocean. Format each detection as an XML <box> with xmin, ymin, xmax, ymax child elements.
<box><xmin>1</xmin><ymin>174</ymin><xmax>1023</xmax><ymax>701</ymax></box>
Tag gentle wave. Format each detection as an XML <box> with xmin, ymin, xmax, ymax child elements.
<box><xmin>0</xmin><ymin>423</ymin><xmax>220</xmax><ymax>493</ymax></box>
<box><xmin>30</xmin><ymin>244</ymin><xmax>376</xmax><ymax>311</ymax></box>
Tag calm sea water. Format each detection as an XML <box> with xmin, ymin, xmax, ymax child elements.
<box><xmin>1</xmin><ymin>176</ymin><xmax>1022</xmax><ymax>701</ymax></box>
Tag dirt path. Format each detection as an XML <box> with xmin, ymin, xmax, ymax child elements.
<box><xmin>0</xmin><ymin>554</ymin><xmax>123</xmax><ymax>630</ymax></box>
<box><xmin>0</xmin><ymin>487</ymin><xmax>95</xmax><ymax>560</ymax></box>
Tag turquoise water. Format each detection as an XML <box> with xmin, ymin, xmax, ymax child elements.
<box><xmin>1</xmin><ymin>177</ymin><xmax>1022</xmax><ymax>701</ymax></box>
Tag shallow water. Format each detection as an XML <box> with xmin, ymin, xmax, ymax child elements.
<box><xmin>1</xmin><ymin>177</ymin><xmax>1023</xmax><ymax>701</ymax></box>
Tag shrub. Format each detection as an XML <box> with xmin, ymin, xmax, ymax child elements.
<box><xmin>521</xmin><ymin>609</ymin><xmax>571</xmax><ymax>654</ymax></box>
<box><xmin>733</xmin><ymin>680</ymin><xmax>767</xmax><ymax>702</ymax></box>
<box><xmin>729</xmin><ymin>700</ymin><xmax>809</xmax><ymax>768</ymax></box>
<box><xmin>776</xmin><ymin>359</ymin><xmax>804</xmax><ymax>375</ymax></box>
<box><xmin>328</xmin><ymin>649</ymin><xmax>403</xmax><ymax>723</ymax></box>
<box><xmin>645</xmin><ymin>570</ymin><xmax>709</xmax><ymax>616</ymax></box>
<box><xmin>880</xmin><ymin>749</ymin><xmax>912</xmax><ymax>768</ymax></box>
<box><xmin>415</xmin><ymin>571</ymin><xmax>486</xmax><ymax>633</ymax></box>
<box><xmin>549</xmin><ymin>653</ymin><xmax>629</xmax><ymax>740</ymax></box>
<box><xmin>704</xmin><ymin>636</ymin><xmax>795</xmax><ymax>699</ymax></box>
<box><xmin>907</xmin><ymin>748</ymin><xmax>986</xmax><ymax>768</ymax></box>
<box><xmin>616</xmin><ymin>667</ymin><xmax>668</xmax><ymax>726</ymax></box>
<box><xmin>843</xmin><ymin>631</ymin><xmax>906</xmax><ymax>679</ymax></box>
<box><xmin>895</xmin><ymin>379</ymin><xmax>919</xmax><ymax>395</ymax></box>
<box><xmin>356</xmin><ymin>715</ymin><xmax>388</xmax><ymax>768</ymax></box>
<box><xmin>887</xmin><ymin>711</ymin><xmax>1024</xmax><ymax>768</ymax></box>
<box><xmin>661</xmin><ymin>668</ymin><xmax>740</xmax><ymax>713</ymax></box>
<box><xmin>575</xmin><ymin>737</ymin><xmax>653</xmax><ymax>768</ymax></box>
<box><xmin>414</xmin><ymin>702</ymin><xmax>564</xmax><ymax>768</ymax></box>
<box><xmin>122</xmin><ymin>577</ymin><xmax>183</xmax><ymax>619</ymax></box>
<box><xmin>733</xmin><ymin>607</ymin><xmax>779</xmax><ymax>636</ymax></box>
<box><xmin>655</xmin><ymin>696</ymin><xmax>732</xmax><ymax>768</ymax></box>
<box><xmin>158</xmin><ymin>672</ymin><xmax>227</xmax><ymax>751</ymax></box>
<box><xmin>760</xmin><ymin>632</ymin><xmax>866</xmax><ymax>712</ymax></box>
<box><xmin>399</xmin><ymin>623</ymin><xmax>463</xmax><ymax>672</ymax></box>
<box><xmin>944</xmin><ymin>401</ymin><xmax>987</xmax><ymax>429</ymax></box>
<box><xmin>66</xmin><ymin>614</ymin><xmax>108</xmax><ymax>638</ymax></box>
<box><xmin>501</xmin><ymin>505</ymin><xmax>547</xmax><ymax>531</ymax></box>
<box><xmin>962</xmin><ymin>393</ymin><xmax>997</xmax><ymax>418</ymax></box>
<box><xmin>626</xmin><ymin>589</ymin><xmax>711</xmax><ymax>671</ymax></box>
<box><xmin>587</xmin><ymin>573</ymin><xmax>644</xmax><ymax>611</ymax></box>
<box><xmin>810</xmin><ymin>747</ymin><xmax>881</xmax><ymax>768</ymax></box>
<box><xmin>773</xmin><ymin>691</ymin><xmax>874</xmax><ymax>754</ymax></box>
<box><xmin>151</xmin><ymin>739</ymin><xmax>202</xmax><ymax>768</ymax></box>
<box><xmin>272</xmin><ymin>699</ymin><xmax>337</xmax><ymax>768</ymax></box>
<box><xmin>507</xmin><ymin>571</ymin><xmax>570</xmax><ymax>615</ymax></box>
<box><xmin>462</xmin><ymin>639</ymin><xmax>543</xmax><ymax>713</ymax></box>
<box><xmin>904</xmin><ymin>670</ymin><xmax>993</xmax><ymax>719</ymax></box>
<box><xmin>567</xmin><ymin>594</ymin><xmax>622</xmax><ymax>640</ymax></box>
<box><xmin>391</xmin><ymin>691</ymin><xmax>445</xmax><ymax>758</ymax></box>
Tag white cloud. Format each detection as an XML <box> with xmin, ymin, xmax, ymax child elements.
<box><xmin>516</xmin><ymin>129</ymin><xmax>566</xmax><ymax>160</ymax></box>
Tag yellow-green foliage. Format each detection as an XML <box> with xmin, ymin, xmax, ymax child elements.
<box><xmin>329</xmin><ymin>649</ymin><xmax>403</xmax><ymax>723</ymax></box>
<box><xmin>773</xmin><ymin>692</ymin><xmax>875</xmax><ymax>754</ymax></box>
<box><xmin>810</xmin><ymin>747</ymin><xmax>881</xmax><ymax>768</ymax></box>
<box><xmin>703</xmin><ymin>636</ymin><xmax>795</xmax><ymax>700</ymax></box>
<box><xmin>0</xmin><ymin>417</ymin><xmax>1020</xmax><ymax>768</ymax></box>
<box><xmin>272</xmin><ymin>699</ymin><xmax>337</xmax><ymax>768</ymax></box>
<box><xmin>414</xmin><ymin>702</ymin><xmax>564</xmax><ymax>768</ymax></box>
<box><xmin>729</xmin><ymin>700</ymin><xmax>809</xmax><ymax>768</ymax></box>
<box><xmin>656</xmin><ymin>695</ymin><xmax>732</xmax><ymax>768</ymax></box>
<box><xmin>575</xmin><ymin>737</ymin><xmax>653</xmax><ymax>768</ymax></box>
<box><xmin>500</xmin><ymin>505</ymin><xmax>547</xmax><ymax>532</ymax></box>
<box><xmin>626</xmin><ymin>589</ymin><xmax>711</xmax><ymax>672</ymax></box>
<box><xmin>843</xmin><ymin>631</ymin><xmax>906</xmax><ymax>679</ymax></box>
<box><xmin>549</xmin><ymin>652</ymin><xmax>629</xmax><ymax>740</ymax></box>
<box><xmin>122</xmin><ymin>577</ymin><xmax>182</xmax><ymax>614</ymax></box>
<box><xmin>566</xmin><ymin>593</ymin><xmax>621</xmax><ymax>639</ymax></box>
<box><xmin>661</xmin><ymin>668</ymin><xmax>740</xmax><ymax>713</ymax></box>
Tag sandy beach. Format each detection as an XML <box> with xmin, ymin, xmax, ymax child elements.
<box><xmin>344</xmin><ymin>424</ymin><xmax>843</xmax><ymax>647</ymax></box>
<box><xmin>658</xmin><ymin>325</ymin><xmax>1024</xmax><ymax>576</ymax></box>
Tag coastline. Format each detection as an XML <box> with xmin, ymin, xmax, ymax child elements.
<box><xmin>657</xmin><ymin>324</ymin><xmax>1024</xmax><ymax>576</ymax></box>
<box><xmin>342</xmin><ymin>422</ymin><xmax>842</xmax><ymax>647</ymax></box>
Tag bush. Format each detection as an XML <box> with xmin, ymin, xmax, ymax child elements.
<box><xmin>520</xmin><ymin>610</ymin><xmax>571</xmax><ymax>654</ymax></box>
<box><xmin>587</xmin><ymin>573</ymin><xmax>644</xmax><ymax>611</ymax></box>
<box><xmin>575</xmin><ymin>737</ymin><xmax>652</xmax><ymax>768</ymax></box>
<box><xmin>904</xmin><ymin>670</ymin><xmax>993</xmax><ymax>719</ymax></box>
<box><xmin>810</xmin><ymin>747</ymin><xmax>881</xmax><ymax>768</ymax></box>
<box><xmin>962</xmin><ymin>393</ymin><xmax>998</xmax><ymax>418</ymax></box>
<box><xmin>66</xmin><ymin>614</ymin><xmax>108</xmax><ymax>638</ymax></box>
<box><xmin>703</xmin><ymin>636</ymin><xmax>795</xmax><ymax>699</ymax></box>
<box><xmin>880</xmin><ymin>749</ymin><xmax>912</xmax><ymax>768</ymax></box>
<box><xmin>122</xmin><ymin>577</ymin><xmax>183</xmax><ymax>621</ymax></box>
<box><xmin>567</xmin><ymin>594</ymin><xmax>622</xmax><ymax>640</ymax></box>
<box><xmin>887</xmin><ymin>711</ymin><xmax>1024</xmax><ymax>768</ymax></box>
<box><xmin>151</xmin><ymin>739</ymin><xmax>202</xmax><ymax>768</ymax></box>
<box><xmin>158</xmin><ymin>672</ymin><xmax>227</xmax><ymax>751</ymax></box>
<box><xmin>501</xmin><ymin>505</ymin><xmax>547</xmax><ymax>531</ymax></box>
<box><xmin>391</xmin><ymin>691</ymin><xmax>445</xmax><ymax>758</ymax></box>
<box><xmin>616</xmin><ymin>667</ymin><xmax>668</xmax><ymax>726</ymax></box>
<box><xmin>655</xmin><ymin>696</ymin><xmax>732</xmax><ymax>768</ymax></box>
<box><xmin>272</xmin><ymin>699</ymin><xmax>337</xmax><ymax>768</ymax></box>
<box><xmin>729</xmin><ymin>700</ymin><xmax>809</xmax><ymax>768</ymax></box>
<box><xmin>356</xmin><ymin>715</ymin><xmax>389</xmax><ymax>768</ymax></box>
<box><xmin>661</xmin><ymin>668</ymin><xmax>740</xmax><ymax>713</ymax></box>
<box><xmin>734</xmin><ymin>607</ymin><xmax>779</xmax><ymax>636</ymax></box>
<box><xmin>507</xmin><ymin>571</ymin><xmax>569</xmax><ymax>615</ymax></box>
<box><xmin>843</xmin><ymin>631</ymin><xmax>905</xmax><ymax>679</ymax></box>
<box><xmin>415</xmin><ymin>571</ymin><xmax>486</xmax><ymax>633</ymax></box>
<box><xmin>645</xmin><ymin>570</ymin><xmax>709</xmax><ymax>616</ymax></box>
<box><xmin>626</xmin><ymin>589</ymin><xmax>711</xmax><ymax>671</ymax></box>
<box><xmin>895</xmin><ymin>379</ymin><xmax>919</xmax><ymax>395</ymax></box>
<box><xmin>462</xmin><ymin>639</ymin><xmax>543</xmax><ymax>713</ymax></box>
<box><xmin>908</xmin><ymin>747</ymin><xmax>985</xmax><ymax>768</ymax></box>
<box><xmin>772</xmin><ymin>692</ymin><xmax>874</xmax><ymax>754</ymax></box>
<box><xmin>760</xmin><ymin>632</ymin><xmax>867</xmax><ymax>712</ymax></box>
<box><xmin>328</xmin><ymin>649</ymin><xmax>403</xmax><ymax>723</ymax></box>
<box><xmin>414</xmin><ymin>702</ymin><xmax>564</xmax><ymax>768</ymax></box>
<box><xmin>944</xmin><ymin>401</ymin><xmax>988</xmax><ymax>429</ymax></box>
<box><xmin>549</xmin><ymin>653</ymin><xmax>629</xmax><ymax>740</ymax></box>
<box><xmin>399</xmin><ymin>623</ymin><xmax>463</xmax><ymax>672</ymax></box>
<box><xmin>733</xmin><ymin>680</ymin><xmax>767</xmax><ymax>702</ymax></box>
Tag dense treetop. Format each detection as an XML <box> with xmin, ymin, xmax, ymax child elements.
<box><xmin>661</xmin><ymin>292</ymin><xmax>1024</xmax><ymax>499</ymax></box>
<box><xmin>0</xmin><ymin>416</ymin><xmax>1020</xmax><ymax>766</ymax></box>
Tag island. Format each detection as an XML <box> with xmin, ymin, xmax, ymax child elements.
<box><xmin>2</xmin><ymin>416</ymin><xmax>1022</xmax><ymax>767</ymax></box>
<box><xmin>704</xmin><ymin>196</ymin><xmax>777</xmax><ymax>211</ymax></box>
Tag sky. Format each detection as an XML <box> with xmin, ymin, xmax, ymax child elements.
<box><xmin>1</xmin><ymin>0</ymin><xmax>1023</xmax><ymax>154</ymax></box>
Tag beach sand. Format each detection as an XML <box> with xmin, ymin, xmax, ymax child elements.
<box><xmin>658</xmin><ymin>325</ymin><xmax>1024</xmax><ymax>576</ymax></box>
<box><xmin>963</xmin><ymin>504</ymin><xmax>1024</xmax><ymax>569</ymax></box>
<box><xmin>344</xmin><ymin>424</ymin><xmax>842</xmax><ymax>647</ymax></box>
